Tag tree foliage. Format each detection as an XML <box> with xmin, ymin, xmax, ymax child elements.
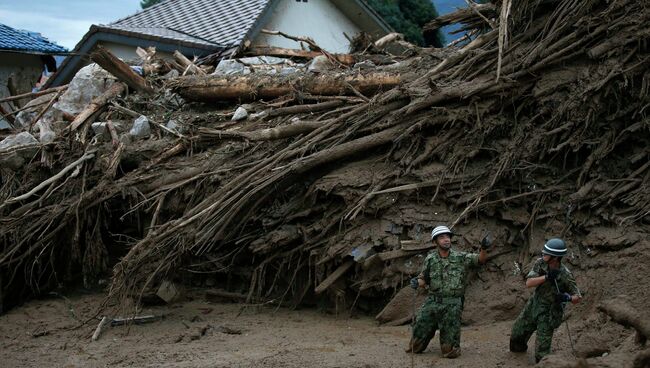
<box><xmin>140</xmin><ymin>0</ymin><xmax>162</xmax><ymax>9</ymax></box>
<box><xmin>366</xmin><ymin>0</ymin><xmax>444</xmax><ymax>47</ymax></box>
<box><xmin>141</xmin><ymin>0</ymin><xmax>444</xmax><ymax>47</ymax></box>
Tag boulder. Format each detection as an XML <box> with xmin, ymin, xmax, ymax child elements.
<box><xmin>129</xmin><ymin>115</ymin><xmax>151</xmax><ymax>139</ymax></box>
<box><xmin>0</xmin><ymin>132</ymin><xmax>39</xmax><ymax>170</ymax></box>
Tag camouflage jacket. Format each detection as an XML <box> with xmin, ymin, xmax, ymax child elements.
<box><xmin>419</xmin><ymin>249</ymin><xmax>480</xmax><ymax>297</ymax></box>
<box><xmin>526</xmin><ymin>258</ymin><xmax>581</xmax><ymax>306</ymax></box>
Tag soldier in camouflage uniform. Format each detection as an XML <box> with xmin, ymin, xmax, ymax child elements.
<box><xmin>509</xmin><ymin>238</ymin><xmax>582</xmax><ymax>363</ymax></box>
<box><xmin>405</xmin><ymin>225</ymin><xmax>490</xmax><ymax>358</ymax></box>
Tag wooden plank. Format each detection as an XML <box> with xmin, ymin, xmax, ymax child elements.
<box><xmin>378</xmin><ymin>249</ymin><xmax>422</xmax><ymax>262</ymax></box>
<box><xmin>400</xmin><ymin>240</ymin><xmax>435</xmax><ymax>251</ymax></box>
<box><xmin>314</xmin><ymin>259</ymin><xmax>354</xmax><ymax>294</ymax></box>
<box><xmin>0</xmin><ymin>85</ymin><xmax>68</xmax><ymax>104</ymax></box>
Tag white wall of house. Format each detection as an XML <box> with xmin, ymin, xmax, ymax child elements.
<box><xmin>100</xmin><ymin>41</ymin><xmax>174</xmax><ymax>62</ymax></box>
<box><xmin>253</xmin><ymin>0</ymin><xmax>362</xmax><ymax>53</ymax></box>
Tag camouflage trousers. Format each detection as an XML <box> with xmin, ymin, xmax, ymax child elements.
<box><xmin>407</xmin><ymin>295</ymin><xmax>463</xmax><ymax>358</ymax></box>
<box><xmin>510</xmin><ymin>298</ymin><xmax>563</xmax><ymax>362</ymax></box>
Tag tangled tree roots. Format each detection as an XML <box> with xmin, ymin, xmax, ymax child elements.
<box><xmin>1</xmin><ymin>0</ymin><xmax>649</xmax><ymax>316</ymax></box>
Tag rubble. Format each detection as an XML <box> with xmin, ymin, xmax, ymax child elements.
<box><xmin>0</xmin><ymin>1</ymin><xmax>648</xmax><ymax>366</ymax></box>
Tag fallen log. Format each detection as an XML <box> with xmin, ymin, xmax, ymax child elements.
<box><xmin>171</xmin><ymin>72</ymin><xmax>400</xmax><ymax>102</ymax></box>
<box><xmin>598</xmin><ymin>298</ymin><xmax>650</xmax><ymax>344</ymax></box>
<box><xmin>91</xmin><ymin>46</ymin><xmax>154</xmax><ymax>95</ymax></box>
<box><xmin>198</xmin><ymin>120</ymin><xmax>323</xmax><ymax>142</ymax></box>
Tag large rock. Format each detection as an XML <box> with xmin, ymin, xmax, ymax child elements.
<box><xmin>55</xmin><ymin>64</ymin><xmax>117</xmax><ymax>116</ymax></box>
<box><xmin>10</xmin><ymin>64</ymin><xmax>118</xmax><ymax>132</ymax></box>
<box><xmin>0</xmin><ymin>131</ymin><xmax>39</xmax><ymax>170</ymax></box>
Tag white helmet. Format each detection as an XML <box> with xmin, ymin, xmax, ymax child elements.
<box><xmin>431</xmin><ymin>225</ymin><xmax>453</xmax><ymax>240</ymax></box>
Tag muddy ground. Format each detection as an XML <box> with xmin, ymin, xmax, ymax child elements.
<box><xmin>0</xmin><ymin>287</ymin><xmax>641</xmax><ymax>368</ymax></box>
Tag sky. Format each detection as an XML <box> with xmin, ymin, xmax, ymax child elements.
<box><xmin>0</xmin><ymin>0</ymin><xmax>142</xmax><ymax>50</ymax></box>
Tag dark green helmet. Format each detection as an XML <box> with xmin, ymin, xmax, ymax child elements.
<box><xmin>542</xmin><ymin>238</ymin><xmax>567</xmax><ymax>257</ymax></box>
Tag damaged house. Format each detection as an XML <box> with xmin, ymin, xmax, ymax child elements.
<box><xmin>47</xmin><ymin>0</ymin><xmax>392</xmax><ymax>87</ymax></box>
<box><xmin>0</xmin><ymin>23</ymin><xmax>67</xmax><ymax>129</ymax></box>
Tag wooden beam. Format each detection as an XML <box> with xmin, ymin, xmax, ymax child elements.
<box><xmin>91</xmin><ymin>45</ymin><xmax>154</xmax><ymax>95</ymax></box>
<box><xmin>314</xmin><ymin>259</ymin><xmax>354</xmax><ymax>294</ymax></box>
<box><xmin>0</xmin><ymin>85</ymin><xmax>68</xmax><ymax>104</ymax></box>
<box><xmin>172</xmin><ymin>72</ymin><xmax>400</xmax><ymax>102</ymax></box>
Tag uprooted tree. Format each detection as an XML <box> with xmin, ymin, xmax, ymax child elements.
<box><xmin>0</xmin><ymin>0</ymin><xmax>648</xmax><ymax>324</ymax></box>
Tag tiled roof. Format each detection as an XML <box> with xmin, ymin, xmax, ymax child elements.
<box><xmin>111</xmin><ymin>0</ymin><xmax>272</xmax><ymax>47</ymax></box>
<box><xmin>0</xmin><ymin>23</ymin><xmax>67</xmax><ymax>54</ymax></box>
<box><xmin>99</xmin><ymin>25</ymin><xmax>220</xmax><ymax>48</ymax></box>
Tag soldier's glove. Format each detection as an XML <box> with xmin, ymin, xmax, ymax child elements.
<box><xmin>555</xmin><ymin>292</ymin><xmax>572</xmax><ymax>303</ymax></box>
<box><xmin>480</xmin><ymin>232</ymin><xmax>493</xmax><ymax>250</ymax></box>
<box><xmin>545</xmin><ymin>268</ymin><xmax>560</xmax><ymax>281</ymax></box>
<box><xmin>410</xmin><ymin>277</ymin><xmax>419</xmax><ymax>290</ymax></box>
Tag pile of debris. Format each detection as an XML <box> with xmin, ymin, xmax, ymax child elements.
<box><xmin>1</xmin><ymin>0</ymin><xmax>649</xmax><ymax>364</ymax></box>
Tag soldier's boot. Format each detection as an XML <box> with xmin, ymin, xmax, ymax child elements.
<box><xmin>509</xmin><ymin>337</ymin><xmax>527</xmax><ymax>353</ymax></box>
<box><xmin>441</xmin><ymin>344</ymin><xmax>461</xmax><ymax>359</ymax></box>
<box><xmin>404</xmin><ymin>338</ymin><xmax>428</xmax><ymax>353</ymax></box>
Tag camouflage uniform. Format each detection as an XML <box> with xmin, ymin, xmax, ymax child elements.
<box><xmin>408</xmin><ymin>249</ymin><xmax>480</xmax><ymax>358</ymax></box>
<box><xmin>509</xmin><ymin>258</ymin><xmax>580</xmax><ymax>362</ymax></box>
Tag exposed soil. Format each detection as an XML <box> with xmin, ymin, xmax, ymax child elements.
<box><xmin>0</xmin><ymin>292</ymin><xmax>540</xmax><ymax>368</ymax></box>
<box><xmin>1</xmin><ymin>267</ymin><xmax>646</xmax><ymax>368</ymax></box>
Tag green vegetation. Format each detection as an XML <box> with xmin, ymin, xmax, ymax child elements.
<box><xmin>366</xmin><ymin>0</ymin><xmax>444</xmax><ymax>47</ymax></box>
<box><xmin>140</xmin><ymin>0</ymin><xmax>161</xmax><ymax>9</ymax></box>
